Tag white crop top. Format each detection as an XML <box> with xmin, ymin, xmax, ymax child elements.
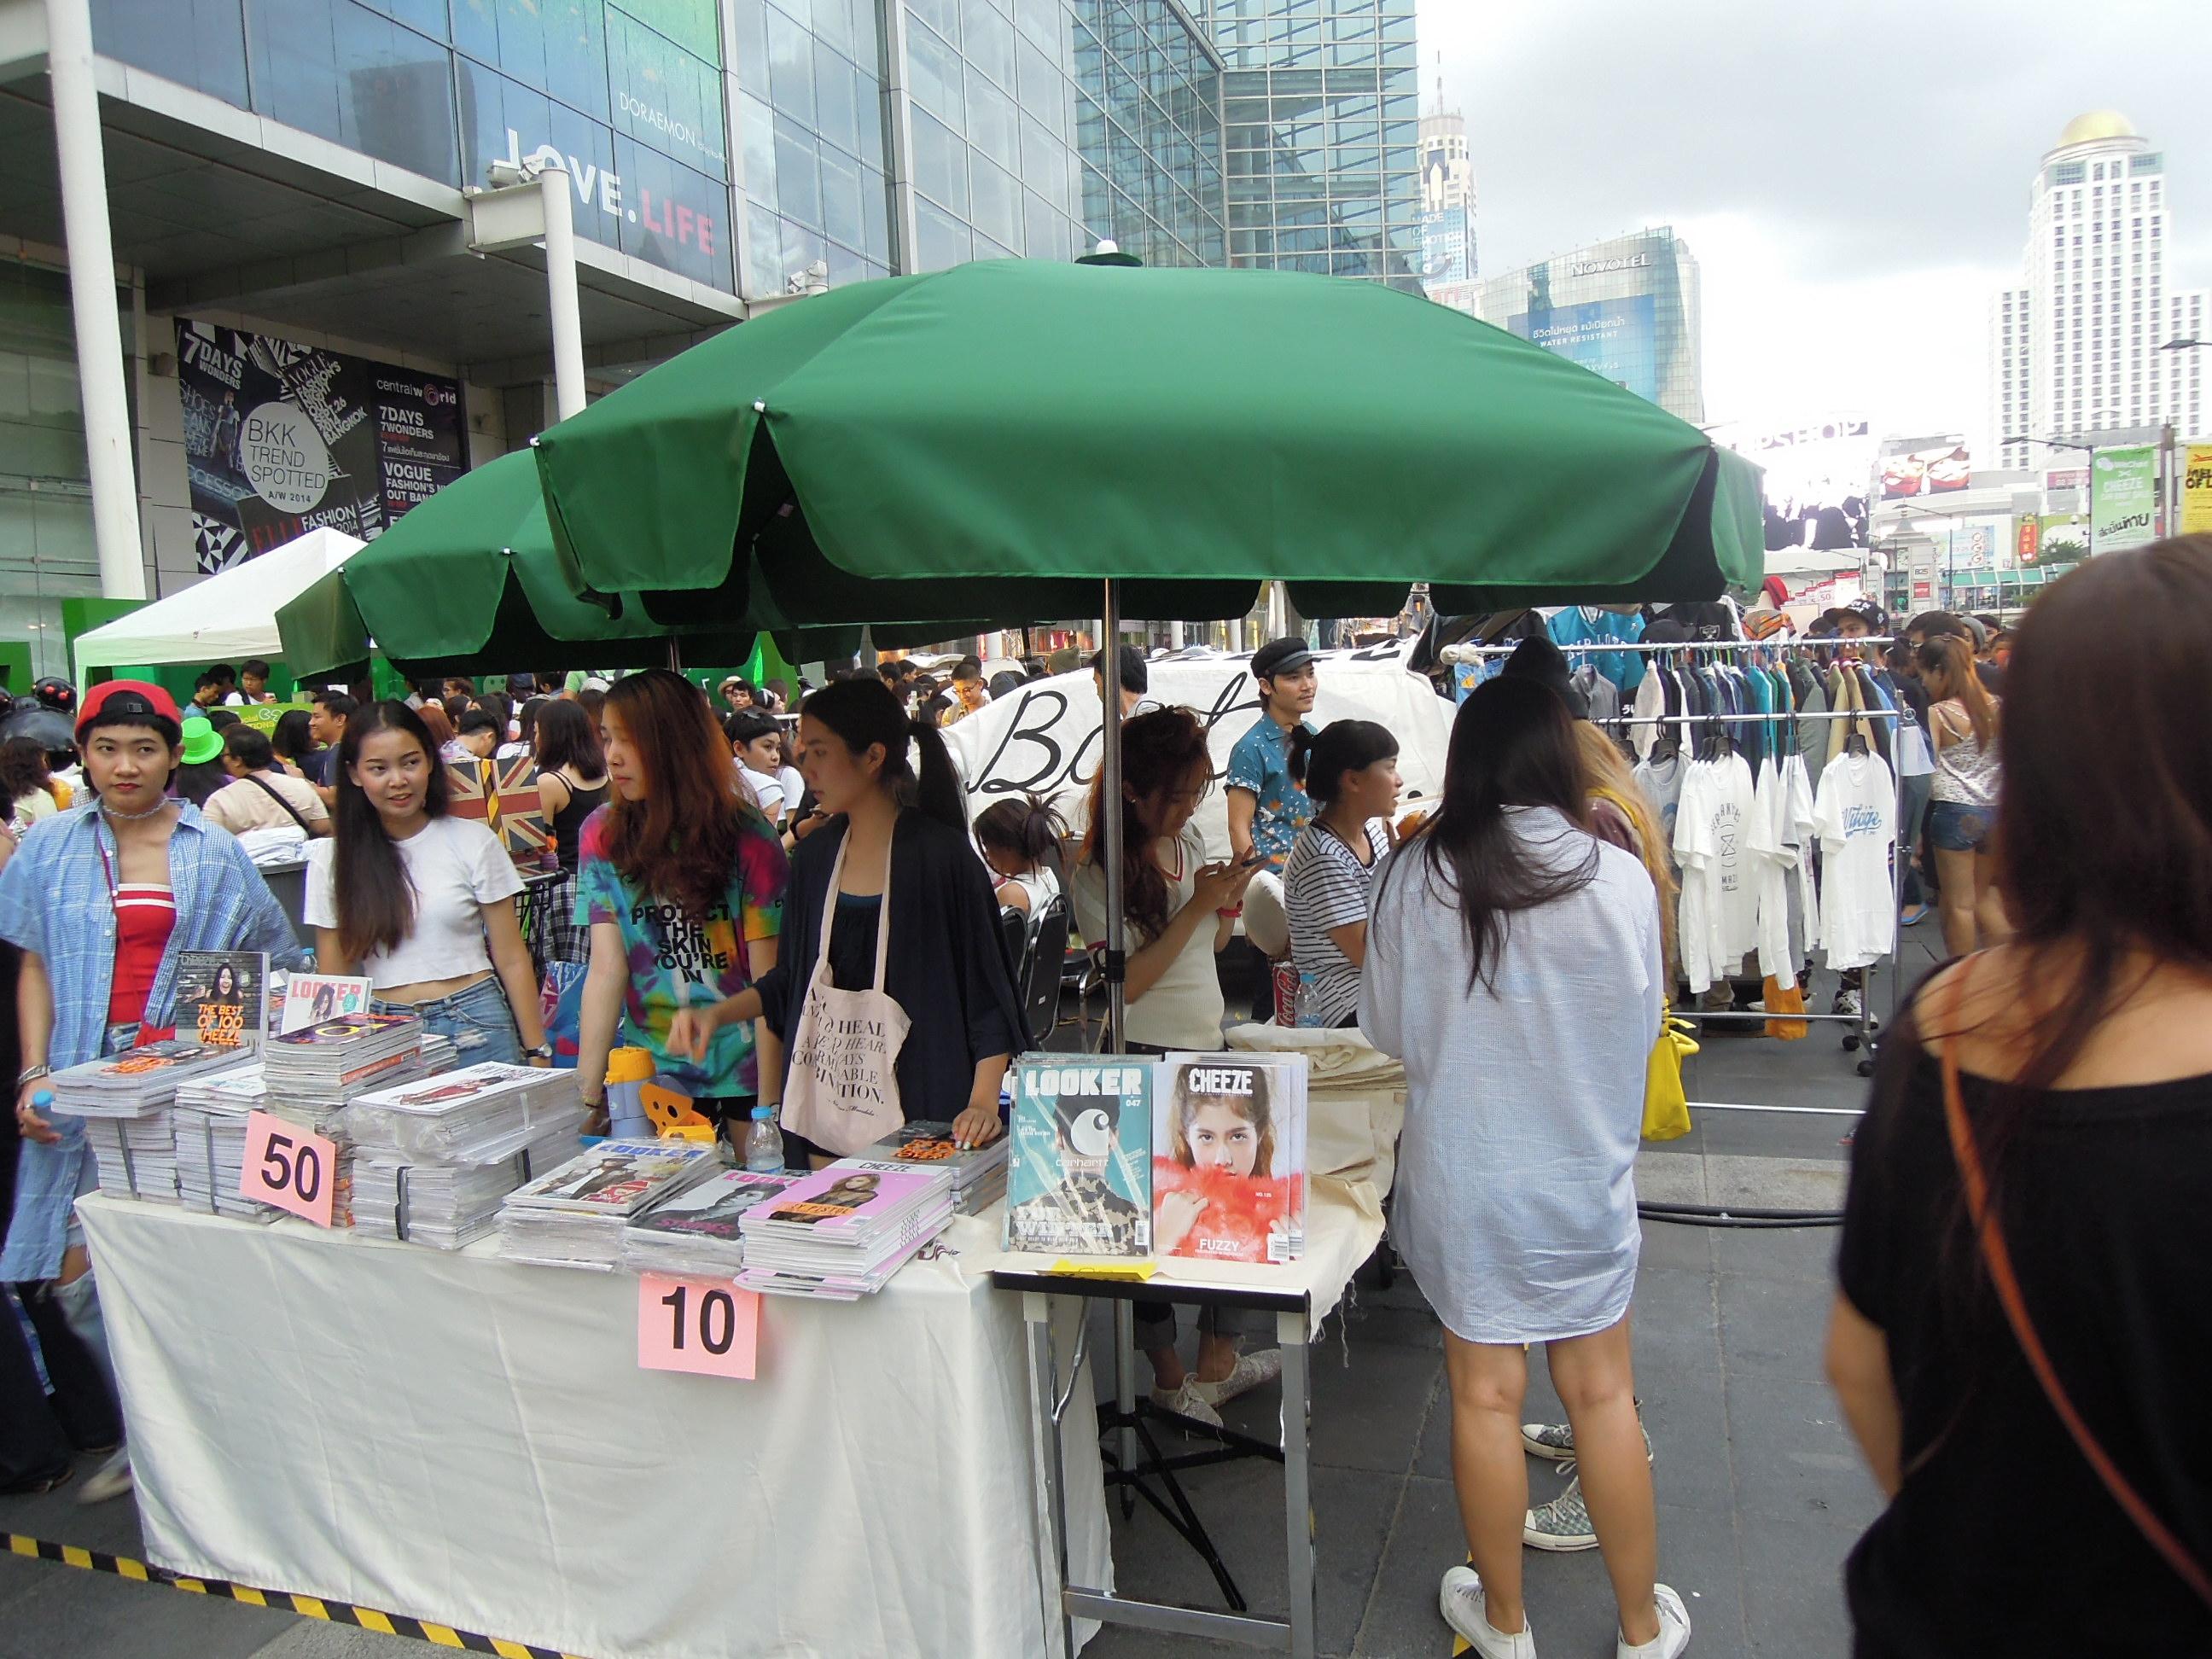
<box><xmin>304</xmin><ymin>816</ymin><xmax>523</xmax><ymax>989</ymax></box>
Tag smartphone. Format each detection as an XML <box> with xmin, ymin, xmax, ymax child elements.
<box><xmin>1238</xmin><ymin>850</ymin><xmax>1265</xmax><ymax>868</ymax></box>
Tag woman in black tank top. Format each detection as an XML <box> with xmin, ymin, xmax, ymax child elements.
<box><xmin>533</xmin><ymin>701</ymin><xmax>610</xmax><ymax>873</ymax></box>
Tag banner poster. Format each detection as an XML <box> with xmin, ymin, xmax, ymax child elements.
<box><xmin>941</xmin><ymin>639</ymin><xmax>1453</xmax><ymax>861</ymax></box>
<box><xmin>2183</xmin><ymin>443</ymin><xmax>2212</xmax><ymax>536</ymax></box>
<box><xmin>175</xmin><ymin>321</ymin><xmax>465</xmax><ymax>573</ymax></box>
<box><xmin>2089</xmin><ymin>445</ymin><xmax>2159</xmax><ymax>555</ymax></box>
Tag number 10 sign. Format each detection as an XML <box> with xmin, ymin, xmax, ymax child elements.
<box><xmin>637</xmin><ymin>1275</ymin><xmax>759</xmax><ymax>1381</ymax></box>
<box><xmin>240</xmin><ymin>1109</ymin><xmax>338</xmax><ymax>1227</ymax></box>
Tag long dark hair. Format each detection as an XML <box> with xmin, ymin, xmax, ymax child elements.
<box><xmin>1386</xmin><ymin>676</ymin><xmax>1598</xmax><ymax>993</ymax></box>
<box><xmin>599</xmin><ymin>669</ymin><xmax>764</xmax><ymax>921</ymax></box>
<box><xmin>1917</xmin><ymin>634</ymin><xmax>1998</xmax><ymax>748</ymax></box>
<box><xmin>1288</xmin><ymin>719</ymin><xmax>1397</xmax><ymax>809</ymax></box>
<box><xmin>330</xmin><ymin>701</ymin><xmax>451</xmax><ymax>961</ymax></box>
<box><xmin>1975</xmin><ymin>533</ymin><xmax>2212</xmax><ymax>1101</ymax></box>
<box><xmin>1080</xmin><ymin>707</ymin><xmax>1212</xmax><ymax>943</ymax></box>
<box><xmin>800</xmin><ymin>677</ymin><xmax>964</xmax><ymax>830</ymax></box>
<box><xmin>532</xmin><ymin>696</ymin><xmax>604</xmax><ymax>779</ymax></box>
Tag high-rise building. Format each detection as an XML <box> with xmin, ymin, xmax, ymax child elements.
<box><xmin>0</xmin><ymin>0</ymin><xmax>1242</xmax><ymax>672</ymax></box>
<box><xmin>1474</xmin><ymin>229</ymin><xmax>1704</xmax><ymax>424</ymax></box>
<box><xmin>1417</xmin><ymin>93</ymin><xmax>1476</xmax><ymax>314</ymax></box>
<box><xmin>1202</xmin><ymin>0</ymin><xmax>1423</xmax><ymax>288</ymax></box>
<box><xmin>1990</xmin><ymin>112</ymin><xmax>2208</xmax><ymax>471</ymax></box>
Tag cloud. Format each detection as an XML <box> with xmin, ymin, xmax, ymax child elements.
<box><xmin>1421</xmin><ymin>0</ymin><xmax>2212</xmax><ymax>439</ymax></box>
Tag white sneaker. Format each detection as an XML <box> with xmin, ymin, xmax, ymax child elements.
<box><xmin>1191</xmin><ymin>1348</ymin><xmax>1282</xmax><ymax>1407</ymax></box>
<box><xmin>1439</xmin><ymin>1565</ymin><xmax>1537</xmax><ymax>1657</ymax></box>
<box><xmin>76</xmin><ymin>1448</ymin><xmax>132</xmax><ymax>1505</ymax></box>
<box><xmin>1149</xmin><ymin>1378</ymin><xmax>1223</xmax><ymax>1429</ymax></box>
<box><xmin>1615</xmin><ymin>1584</ymin><xmax>1691</xmax><ymax>1659</ymax></box>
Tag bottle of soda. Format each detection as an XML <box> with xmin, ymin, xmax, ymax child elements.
<box><xmin>743</xmin><ymin>1104</ymin><xmax>783</xmax><ymax>1173</ymax></box>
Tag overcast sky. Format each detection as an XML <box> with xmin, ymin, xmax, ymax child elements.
<box><xmin>1420</xmin><ymin>0</ymin><xmax>2211</xmax><ymax>451</ymax></box>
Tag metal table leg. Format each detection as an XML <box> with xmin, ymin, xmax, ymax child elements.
<box><xmin>1023</xmin><ymin>1292</ymin><xmax>1075</xmax><ymax>1659</ymax></box>
<box><xmin>1279</xmin><ymin>1308</ymin><xmax>1314</xmax><ymax>1659</ymax></box>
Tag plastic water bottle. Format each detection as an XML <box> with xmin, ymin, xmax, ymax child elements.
<box><xmin>744</xmin><ymin>1105</ymin><xmax>783</xmax><ymax>1173</ymax></box>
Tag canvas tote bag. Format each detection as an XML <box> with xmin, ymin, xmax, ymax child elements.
<box><xmin>781</xmin><ymin>830</ymin><xmax>911</xmax><ymax>1155</ymax></box>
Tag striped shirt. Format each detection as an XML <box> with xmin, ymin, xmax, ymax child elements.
<box><xmin>1284</xmin><ymin>819</ymin><xmax>1389</xmax><ymax>1028</ymax></box>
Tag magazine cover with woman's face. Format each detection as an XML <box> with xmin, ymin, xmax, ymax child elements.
<box><xmin>1154</xmin><ymin>1054</ymin><xmax>1308</xmax><ymax>1264</ymax></box>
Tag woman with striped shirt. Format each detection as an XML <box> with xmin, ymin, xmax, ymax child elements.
<box><xmin>1283</xmin><ymin>720</ymin><xmax>1401</xmax><ymax>1028</ymax></box>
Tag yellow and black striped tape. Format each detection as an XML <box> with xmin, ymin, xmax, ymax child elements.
<box><xmin>5</xmin><ymin>1533</ymin><xmax>585</xmax><ymax>1658</ymax></box>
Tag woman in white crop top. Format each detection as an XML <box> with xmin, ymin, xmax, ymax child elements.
<box><xmin>304</xmin><ymin>701</ymin><xmax>550</xmax><ymax>1067</ymax></box>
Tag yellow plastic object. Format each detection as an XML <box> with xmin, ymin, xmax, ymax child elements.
<box><xmin>1045</xmin><ymin>1260</ymin><xmax>1158</xmax><ymax>1281</ymax></box>
<box><xmin>658</xmin><ymin>1123</ymin><xmax>719</xmax><ymax>1145</ymax></box>
<box><xmin>642</xmin><ymin>1082</ymin><xmax>708</xmax><ymax>1129</ymax></box>
<box><xmin>1641</xmin><ymin>1004</ymin><xmax>1698</xmax><ymax>1142</ymax></box>
<box><xmin>604</xmin><ymin>1048</ymin><xmax>655</xmax><ymax>1085</ymax></box>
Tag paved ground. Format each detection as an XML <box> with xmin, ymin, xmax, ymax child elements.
<box><xmin>0</xmin><ymin>928</ymin><xmax>1942</xmax><ymax>1659</ymax></box>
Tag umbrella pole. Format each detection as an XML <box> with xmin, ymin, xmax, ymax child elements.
<box><xmin>1100</xmin><ymin>579</ymin><xmax>1126</xmax><ymax>1055</ymax></box>
<box><xmin>667</xmin><ymin>635</ymin><xmax>684</xmax><ymax>673</ymax></box>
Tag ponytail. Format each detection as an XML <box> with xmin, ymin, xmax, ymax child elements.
<box><xmin>1287</xmin><ymin>725</ymin><xmax>1318</xmax><ymax>791</ymax></box>
<box><xmin>907</xmin><ymin>717</ymin><xmax>966</xmax><ymax>831</ymax></box>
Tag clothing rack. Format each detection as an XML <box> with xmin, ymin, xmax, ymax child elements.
<box><xmin>1441</xmin><ymin>637</ymin><xmax>1902</xmax><ymax>661</ymax></box>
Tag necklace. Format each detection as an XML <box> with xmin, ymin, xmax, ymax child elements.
<box><xmin>99</xmin><ymin>796</ymin><xmax>171</xmax><ymax>823</ymax></box>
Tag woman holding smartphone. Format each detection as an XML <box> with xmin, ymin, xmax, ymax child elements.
<box><xmin>305</xmin><ymin>701</ymin><xmax>550</xmax><ymax>1067</ymax></box>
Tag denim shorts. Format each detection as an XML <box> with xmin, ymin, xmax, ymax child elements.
<box><xmin>371</xmin><ymin>975</ymin><xmax>522</xmax><ymax>1066</ymax></box>
<box><xmin>1927</xmin><ymin>800</ymin><xmax>1993</xmax><ymax>854</ymax></box>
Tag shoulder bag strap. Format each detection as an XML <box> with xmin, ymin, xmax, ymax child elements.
<box><xmin>242</xmin><ymin>773</ymin><xmax>316</xmax><ymax>835</ymax></box>
<box><xmin>1939</xmin><ymin>963</ymin><xmax>2212</xmax><ymax>1608</ymax></box>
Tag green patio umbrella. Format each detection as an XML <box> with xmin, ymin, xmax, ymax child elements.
<box><xmin>532</xmin><ymin>259</ymin><xmax>1763</xmax><ymax>623</ymax></box>
<box><xmin>275</xmin><ymin>451</ymin><xmax>782</xmax><ymax>680</ymax></box>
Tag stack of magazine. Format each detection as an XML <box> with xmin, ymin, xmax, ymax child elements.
<box><xmin>856</xmin><ymin>1121</ymin><xmax>1010</xmax><ymax>1216</ymax></box>
<box><xmin>347</xmin><ymin>1064</ymin><xmax>589</xmax><ymax>1249</ymax></box>
<box><xmin>736</xmin><ymin>1160</ymin><xmax>955</xmax><ymax>1300</ymax></box>
<box><xmin>497</xmin><ymin>1140</ymin><xmax>722</xmax><ymax>1270</ymax></box>
<box><xmin>262</xmin><ymin>1014</ymin><xmax>426</xmax><ymax>1112</ymax></box>
<box><xmin>621</xmin><ymin>1170</ymin><xmax>799</xmax><ymax>1278</ymax></box>
<box><xmin>1003</xmin><ymin>1051</ymin><xmax>1311</xmax><ymax>1265</ymax></box>
<box><xmin>174</xmin><ymin>1062</ymin><xmax>277</xmax><ymax>1221</ymax></box>
<box><xmin>47</xmin><ymin>1041</ymin><xmax>249</xmax><ymax>1203</ymax></box>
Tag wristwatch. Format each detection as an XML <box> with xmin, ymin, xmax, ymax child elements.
<box><xmin>526</xmin><ymin>1041</ymin><xmax>555</xmax><ymax>1061</ymax></box>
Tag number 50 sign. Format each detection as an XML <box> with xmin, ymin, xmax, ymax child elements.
<box><xmin>241</xmin><ymin>1110</ymin><xmax>338</xmax><ymax>1227</ymax></box>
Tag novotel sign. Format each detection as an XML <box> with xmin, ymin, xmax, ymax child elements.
<box><xmin>1569</xmin><ymin>253</ymin><xmax>1651</xmax><ymax>276</ymax></box>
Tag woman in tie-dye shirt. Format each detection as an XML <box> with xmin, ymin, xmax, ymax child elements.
<box><xmin>573</xmin><ymin>671</ymin><xmax>788</xmax><ymax>1141</ymax></box>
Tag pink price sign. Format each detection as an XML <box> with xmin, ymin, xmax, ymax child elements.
<box><xmin>240</xmin><ymin>1110</ymin><xmax>338</xmax><ymax>1227</ymax></box>
<box><xmin>637</xmin><ymin>1275</ymin><xmax>759</xmax><ymax>1381</ymax></box>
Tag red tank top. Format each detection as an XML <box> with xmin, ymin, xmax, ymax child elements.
<box><xmin>108</xmin><ymin>883</ymin><xmax>177</xmax><ymax>1027</ymax></box>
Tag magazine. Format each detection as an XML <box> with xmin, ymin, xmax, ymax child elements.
<box><xmin>279</xmin><ymin>973</ymin><xmax>372</xmax><ymax>1034</ymax></box>
<box><xmin>1153</xmin><ymin>1053</ymin><xmax>1308</xmax><ymax>1264</ymax></box>
<box><xmin>1003</xmin><ymin>1056</ymin><xmax>1154</xmax><ymax>1257</ymax></box>
<box><xmin>504</xmin><ymin>1139</ymin><xmax>719</xmax><ymax>1216</ymax></box>
<box><xmin>630</xmin><ymin>1171</ymin><xmax>798</xmax><ymax>1243</ymax></box>
<box><xmin>175</xmin><ymin>952</ymin><xmax>267</xmax><ymax>1050</ymax></box>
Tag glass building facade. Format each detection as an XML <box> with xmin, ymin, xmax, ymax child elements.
<box><xmin>1202</xmin><ymin>0</ymin><xmax>1420</xmax><ymax>288</ymax></box>
<box><xmin>0</xmin><ymin>263</ymin><xmax>101</xmax><ymax>673</ymax></box>
<box><xmin>1474</xmin><ymin>229</ymin><xmax>1705</xmax><ymax>425</ymax></box>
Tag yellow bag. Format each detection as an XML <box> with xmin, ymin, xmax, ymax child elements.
<box><xmin>1761</xmin><ymin>974</ymin><xmax>1808</xmax><ymax>1040</ymax></box>
<box><xmin>1642</xmin><ymin>1004</ymin><xmax>1698</xmax><ymax>1142</ymax></box>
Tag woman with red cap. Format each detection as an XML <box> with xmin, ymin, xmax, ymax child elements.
<box><xmin>0</xmin><ymin>680</ymin><xmax>298</xmax><ymax>1502</ymax></box>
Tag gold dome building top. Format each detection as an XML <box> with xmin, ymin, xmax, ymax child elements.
<box><xmin>2056</xmin><ymin>111</ymin><xmax>2138</xmax><ymax>148</ymax></box>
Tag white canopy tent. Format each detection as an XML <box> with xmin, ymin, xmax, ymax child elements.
<box><xmin>71</xmin><ymin>527</ymin><xmax>364</xmax><ymax>686</ymax></box>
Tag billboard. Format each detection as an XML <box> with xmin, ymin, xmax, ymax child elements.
<box><xmin>2032</xmin><ymin>513</ymin><xmax>2089</xmax><ymax>565</ymax></box>
<box><xmin>2089</xmin><ymin>445</ymin><xmax>2159</xmax><ymax>553</ymax></box>
<box><xmin>1877</xmin><ymin>440</ymin><xmax>1970</xmax><ymax>500</ymax></box>
<box><xmin>175</xmin><ymin>321</ymin><xmax>466</xmax><ymax>573</ymax></box>
<box><xmin>1507</xmin><ymin>294</ymin><xmax>1656</xmax><ymax>404</ymax></box>
<box><xmin>1420</xmin><ymin>204</ymin><xmax>1471</xmax><ymax>290</ymax></box>
<box><xmin>2184</xmin><ymin>443</ymin><xmax>2212</xmax><ymax>535</ymax></box>
<box><xmin>1716</xmin><ymin>414</ymin><xmax>1874</xmax><ymax>551</ymax></box>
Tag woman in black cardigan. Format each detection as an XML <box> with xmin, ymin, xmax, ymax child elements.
<box><xmin>671</xmin><ymin>678</ymin><xmax>1026</xmax><ymax>1162</ymax></box>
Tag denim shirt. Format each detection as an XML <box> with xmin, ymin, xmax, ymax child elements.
<box><xmin>0</xmin><ymin>801</ymin><xmax>302</xmax><ymax>1280</ymax></box>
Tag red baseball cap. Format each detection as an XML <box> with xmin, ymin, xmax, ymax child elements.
<box><xmin>75</xmin><ymin>679</ymin><xmax>184</xmax><ymax>745</ymax></box>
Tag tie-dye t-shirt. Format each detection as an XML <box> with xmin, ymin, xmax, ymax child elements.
<box><xmin>573</xmin><ymin>806</ymin><xmax>789</xmax><ymax>1097</ymax></box>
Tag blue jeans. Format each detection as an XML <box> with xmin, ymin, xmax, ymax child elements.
<box><xmin>1927</xmin><ymin>800</ymin><xmax>1993</xmax><ymax>854</ymax></box>
<box><xmin>371</xmin><ymin>975</ymin><xmax>523</xmax><ymax>1067</ymax></box>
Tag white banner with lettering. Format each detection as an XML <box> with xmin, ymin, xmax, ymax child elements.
<box><xmin>944</xmin><ymin>640</ymin><xmax>1453</xmax><ymax>859</ymax></box>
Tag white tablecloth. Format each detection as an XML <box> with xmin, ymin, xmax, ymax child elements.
<box><xmin>78</xmin><ymin>1194</ymin><xmax>1110</xmax><ymax>1659</ymax></box>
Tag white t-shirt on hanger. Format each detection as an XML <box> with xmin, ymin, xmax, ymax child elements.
<box><xmin>1813</xmin><ymin>750</ymin><xmax>1897</xmax><ymax>971</ymax></box>
<box><xmin>1672</xmin><ymin>751</ymin><xmax>1758</xmax><ymax>992</ymax></box>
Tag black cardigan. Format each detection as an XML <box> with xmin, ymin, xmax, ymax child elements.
<box><xmin>755</xmin><ymin>810</ymin><xmax>1030</xmax><ymax>1122</ymax></box>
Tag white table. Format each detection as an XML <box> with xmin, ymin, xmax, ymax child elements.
<box><xmin>983</xmin><ymin>1177</ymin><xmax>1386</xmax><ymax>1658</ymax></box>
<box><xmin>78</xmin><ymin>1193</ymin><xmax>1111</xmax><ymax>1659</ymax></box>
